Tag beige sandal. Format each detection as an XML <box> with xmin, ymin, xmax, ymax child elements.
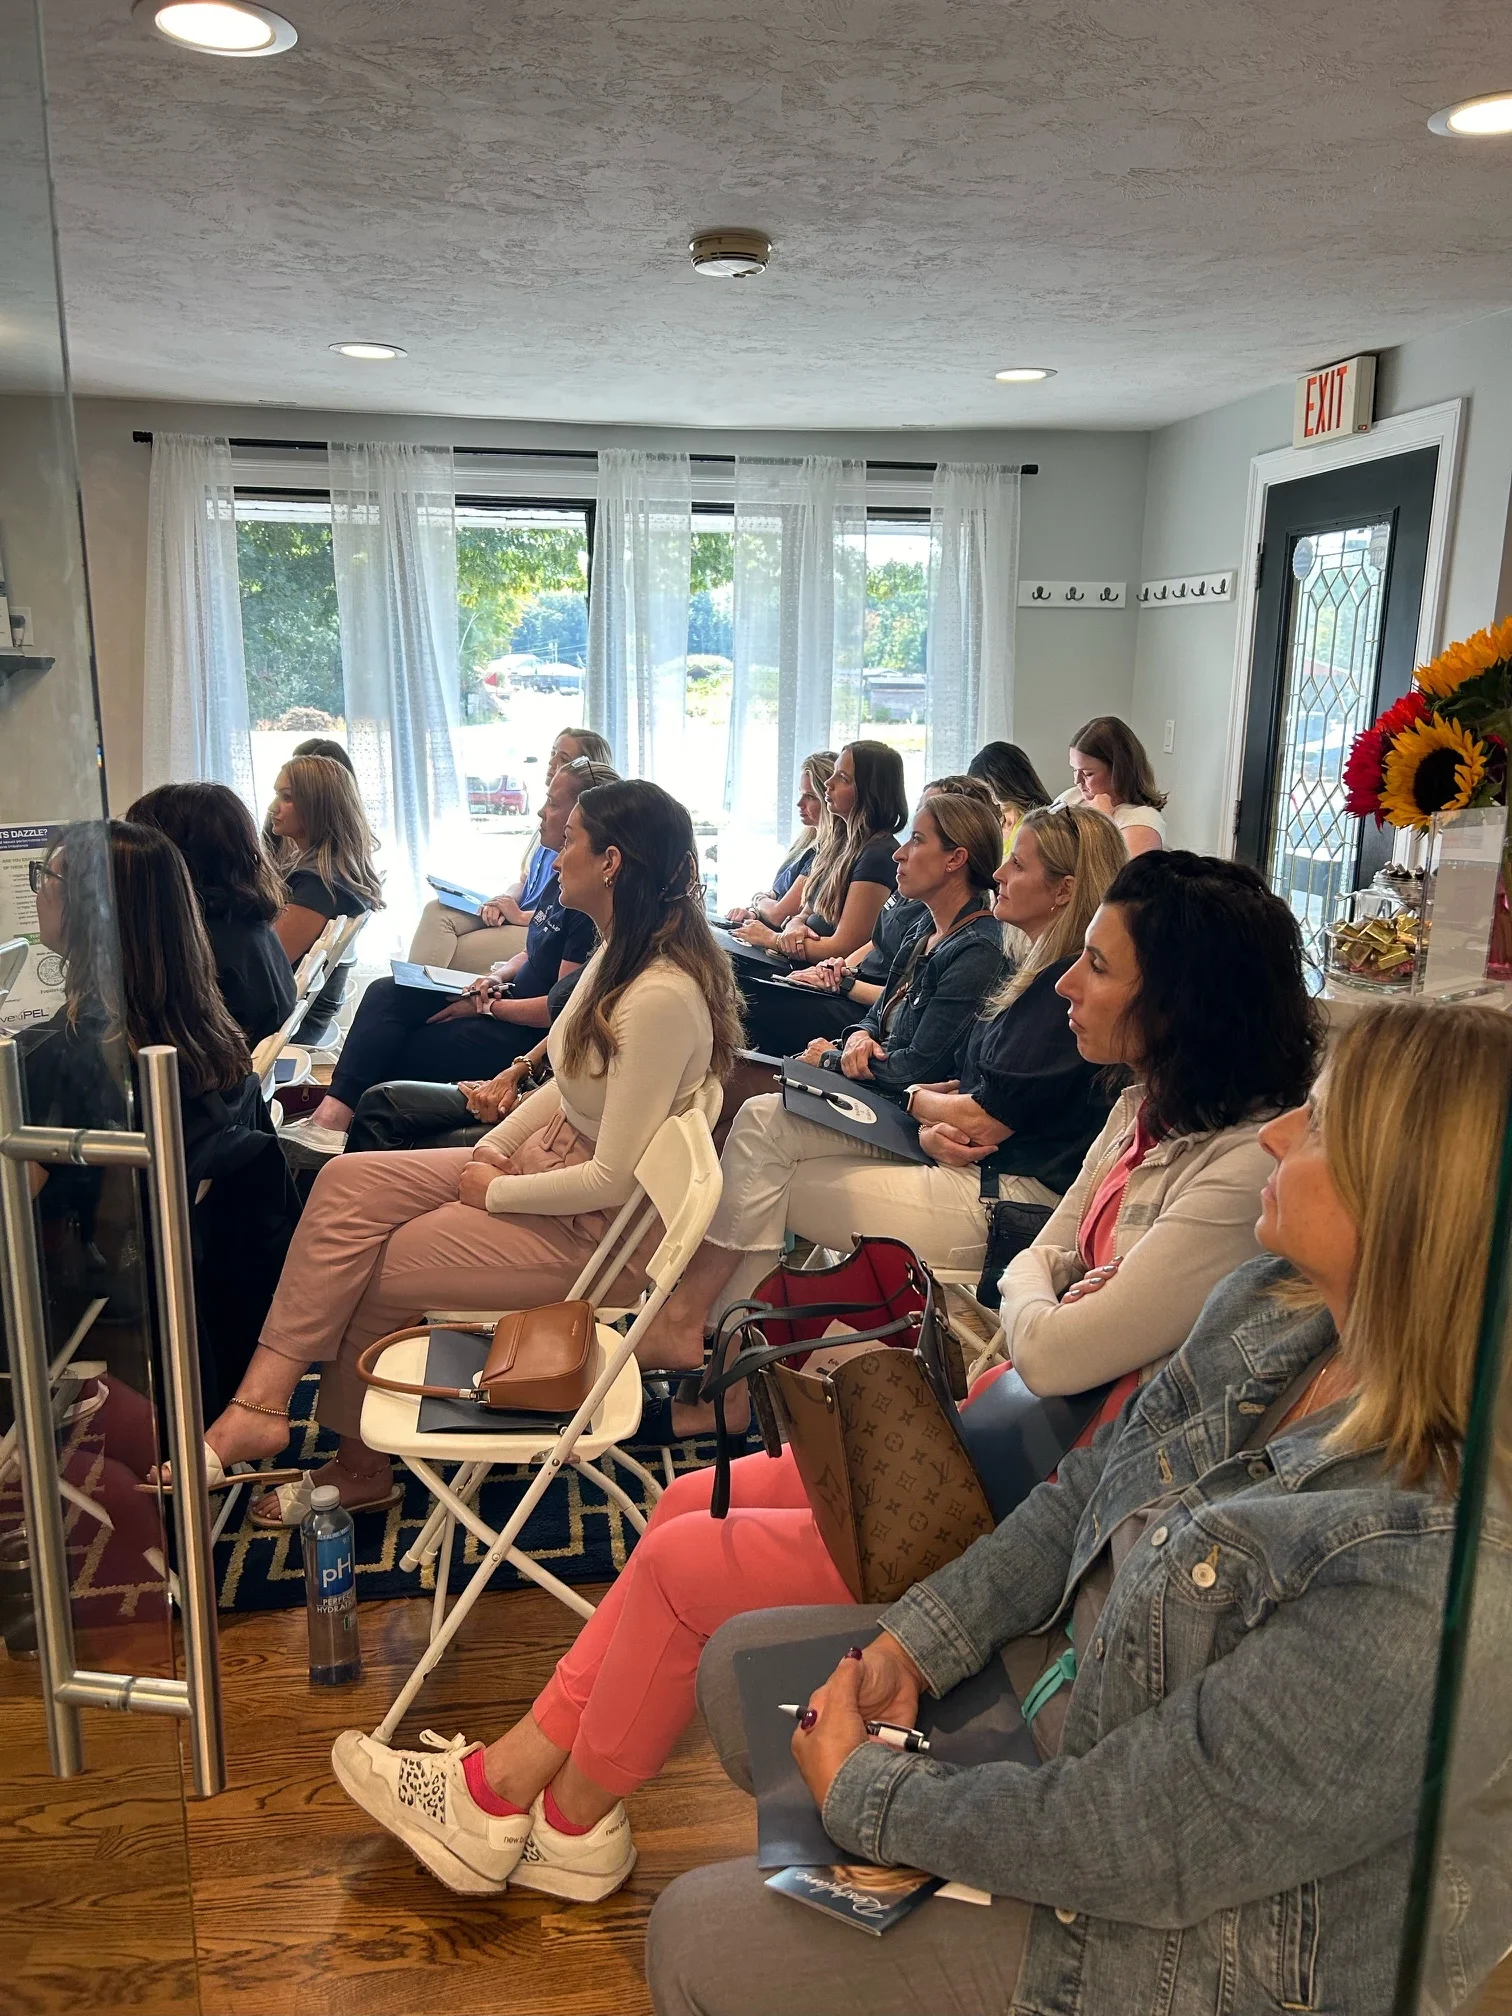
<box><xmin>247</xmin><ymin>1469</ymin><xmax>404</xmax><ymax>1530</ymax></box>
<box><xmin>138</xmin><ymin>1446</ymin><xmax>305</xmax><ymax>1495</ymax></box>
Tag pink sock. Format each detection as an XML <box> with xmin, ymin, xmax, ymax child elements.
<box><xmin>543</xmin><ymin>1784</ymin><xmax>592</xmax><ymax>1836</ymax></box>
<box><xmin>462</xmin><ymin>1747</ymin><xmax>524</xmax><ymax>1818</ymax></box>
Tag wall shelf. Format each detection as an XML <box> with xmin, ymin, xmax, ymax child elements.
<box><xmin>0</xmin><ymin>650</ymin><xmax>55</xmax><ymax>680</ymax></box>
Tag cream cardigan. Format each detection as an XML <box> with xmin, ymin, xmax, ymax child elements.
<box><xmin>977</xmin><ymin>1084</ymin><xmax>1274</xmax><ymax>1395</ymax></box>
<box><xmin>479</xmin><ymin>950</ymin><xmax>715</xmax><ymax>1216</ymax></box>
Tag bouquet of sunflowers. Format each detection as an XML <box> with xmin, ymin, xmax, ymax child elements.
<box><xmin>1344</xmin><ymin>617</ymin><xmax>1512</xmax><ymax>830</ymax></box>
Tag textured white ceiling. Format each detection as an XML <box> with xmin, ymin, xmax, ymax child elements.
<box><xmin>31</xmin><ymin>0</ymin><xmax>1512</xmax><ymax>429</ymax></box>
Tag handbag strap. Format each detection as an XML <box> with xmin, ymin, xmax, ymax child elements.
<box><xmin>702</xmin><ymin>1291</ymin><xmax>927</xmax><ymax>1517</ymax></box>
<box><xmin>354</xmin><ymin>1323</ymin><xmax>495</xmax><ymax>1403</ymax></box>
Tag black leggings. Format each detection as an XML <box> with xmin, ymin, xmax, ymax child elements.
<box><xmin>328</xmin><ymin>977</ymin><xmax>538</xmax><ymax>1107</ymax></box>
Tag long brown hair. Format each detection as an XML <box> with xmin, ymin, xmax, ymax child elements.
<box><xmin>127</xmin><ymin>781</ymin><xmax>284</xmax><ymax>924</ymax></box>
<box><xmin>50</xmin><ymin>822</ymin><xmax>252</xmax><ymax>1095</ymax></box>
<box><xmin>1069</xmin><ymin>715</ymin><xmax>1168</xmax><ymax>811</ymax></box>
<box><xmin>804</xmin><ymin>739</ymin><xmax>909</xmax><ymax>923</ymax></box>
<box><xmin>990</xmin><ymin>802</ymin><xmax>1127</xmax><ymax>1011</ymax></box>
<box><xmin>273</xmin><ymin>755</ymin><xmax>384</xmax><ymax>910</ymax></box>
<box><xmin>1312</xmin><ymin>1001</ymin><xmax>1512</xmax><ymax>1488</ymax></box>
<box><xmin>557</xmin><ymin>781</ymin><xmax>744</xmax><ymax>1081</ymax></box>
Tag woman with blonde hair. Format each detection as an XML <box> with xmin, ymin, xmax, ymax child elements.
<box><xmin>651</xmin><ymin>997</ymin><xmax>1512</xmax><ymax>2016</ymax></box>
<box><xmin>725</xmin><ymin>751</ymin><xmax>837</xmax><ymax>931</ymax></box>
<box><xmin>265</xmin><ymin>751</ymin><xmax>383</xmax><ymax>1045</ymax></box>
<box><xmin>195</xmin><ymin>780</ymin><xmax>744</xmax><ymax>1526</ymax></box>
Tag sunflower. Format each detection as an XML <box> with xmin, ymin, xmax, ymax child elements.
<box><xmin>1380</xmin><ymin>712</ymin><xmax>1490</xmax><ymax>830</ymax></box>
<box><xmin>1415</xmin><ymin>616</ymin><xmax>1512</xmax><ymax>701</ymax></box>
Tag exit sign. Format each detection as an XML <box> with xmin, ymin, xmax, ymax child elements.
<box><xmin>1293</xmin><ymin>354</ymin><xmax>1377</xmax><ymax>448</ymax></box>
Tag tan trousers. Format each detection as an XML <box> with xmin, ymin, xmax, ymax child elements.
<box><xmin>260</xmin><ymin>1115</ymin><xmax>644</xmax><ymax>1437</ymax></box>
<box><xmin>407</xmin><ymin>899</ymin><xmax>526</xmax><ymax>973</ymax></box>
<box><xmin>705</xmin><ymin>1093</ymin><xmax>1058</xmax><ymax>1314</ymax></box>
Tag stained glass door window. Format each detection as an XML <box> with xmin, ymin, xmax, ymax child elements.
<box><xmin>1262</xmin><ymin>522</ymin><xmax>1391</xmax><ymax>939</ymax></box>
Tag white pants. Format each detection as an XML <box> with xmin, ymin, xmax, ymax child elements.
<box><xmin>406</xmin><ymin>899</ymin><xmax>526</xmax><ymax>973</ymax></box>
<box><xmin>705</xmin><ymin>1093</ymin><xmax>1057</xmax><ymax>1310</ymax></box>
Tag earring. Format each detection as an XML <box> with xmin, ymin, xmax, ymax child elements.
<box><xmin>603</xmin><ymin>873</ymin><xmax>615</xmax><ymax>888</ymax></box>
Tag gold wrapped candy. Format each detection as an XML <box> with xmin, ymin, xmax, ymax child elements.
<box><xmin>1328</xmin><ymin>911</ymin><xmax>1421</xmax><ymax>986</ymax></box>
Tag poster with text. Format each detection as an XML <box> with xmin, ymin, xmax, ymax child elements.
<box><xmin>0</xmin><ymin>824</ymin><xmax>65</xmax><ymax>1031</ymax></box>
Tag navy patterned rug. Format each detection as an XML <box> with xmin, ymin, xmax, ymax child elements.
<box><xmin>214</xmin><ymin>1375</ymin><xmax>734</xmax><ymax>1613</ymax></box>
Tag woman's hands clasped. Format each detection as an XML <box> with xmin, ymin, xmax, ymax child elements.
<box><xmin>791</xmin><ymin>1634</ymin><xmax>926</xmax><ymax>1811</ymax></box>
<box><xmin>457</xmin><ymin>1136</ymin><xmax>516</xmax><ymax>1211</ymax></box>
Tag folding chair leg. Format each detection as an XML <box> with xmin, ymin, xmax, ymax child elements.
<box><xmin>374</xmin><ymin>1453</ymin><xmax>595</xmax><ymax>1745</ymax></box>
<box><xmin>402</xmin><ymin>1459</ymin><xmax>486</xmax><ymax>1572</ymax></box>
<box><xmin>602</xmin><ymin>1445</ymin><xmax>663</xmax><ymax>1505</ymax></box>
<box><xmin>572</xmin><ymin>1457</ymin><xmax>648</xmax><ymax>1536</ymax></box>
<box><xmin>430</xmin><ymin>1513</ymin><xmax>457</xmax><ymax>1645</ymax></box>
<box><xmin>661</xmin><ymin>1448</ymin><xmax>677</xmax><ymax>1488</ymax></box>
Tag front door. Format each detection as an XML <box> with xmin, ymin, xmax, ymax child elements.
<box><xmin>1234</xmin><ymin>446</ymin><xmax>1439</xmax><ymax>938</ymax></box>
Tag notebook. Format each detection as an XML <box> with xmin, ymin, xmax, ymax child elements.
<box><xmin>390</xmin><ymin>959</ymin><xmax>473</xmax><ymax>996</ymax></box>
<box><xmin>711</xmin><ymin>926</ymin><xmax>793</xmax><ymax>976</ymax></box>
<box><xmin>427</xmin><ymin>875</ymin><xmax>491</xmax><ymax>916</ymax></box>
<box><xmin>734</xmin><ymin>1627</ymin><xmax>1039</xmax><ymax>1869</ymax></box>
<box><xmin>778</xmin><ymin>1060</ymin><xmax>929</xmax><ymax>1164</ymax></box>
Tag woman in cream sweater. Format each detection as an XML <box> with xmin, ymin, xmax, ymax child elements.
<box><xmin>194</xmin><ymin>780</ymin><xmax>743</xmax><ymax>1527</ymax></box>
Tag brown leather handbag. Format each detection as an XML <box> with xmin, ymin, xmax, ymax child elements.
<box><xmin>355</xmin><ymin>1301</ymin><xmax>597</xmax><ymax>1415</ymax></box>
<box><xmin>699</xmin><ymin>1238</ymin><xmax>995</xmax><ymax>1604</ymax></box>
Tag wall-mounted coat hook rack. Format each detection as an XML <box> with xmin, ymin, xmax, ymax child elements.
<box><xmin>1138</xmin><ymin>570</ymin><xmax>1235</xmax><ymax>607</ymax></box>
<box><xmin>1017</xmin><ymin>580</ymin><xmax>1127</xmax><ymax>610</ymax></box>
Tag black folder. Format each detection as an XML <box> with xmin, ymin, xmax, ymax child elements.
<box><xmin>779</xmin><ymin>1060</ymin><xmax>929</xmax><ymax>1163</ymax></box>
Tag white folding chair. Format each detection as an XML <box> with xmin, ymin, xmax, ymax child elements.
<box><xmin>361</xmin><ymin>1103</ymin><xmax>722</xmax><ymax>1743</ymax></box>
<box><xmin>253</xmin><ymin>921</ymin><xmax>336</xmax><ymax>1097</ymax></box>
<box><xmin>0</xmin><ymin>937</ymin><xmax>28</xmax><ymax>1009</ymax></box>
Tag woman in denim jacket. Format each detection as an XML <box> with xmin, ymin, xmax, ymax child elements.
<box><xmin>655</xmin><ymin>999</ymin><xmax>1512</xmax><ymax>2016</ymax></box>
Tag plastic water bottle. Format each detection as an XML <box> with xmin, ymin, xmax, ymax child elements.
<box><xmin>301</xmin><ymin>1485</ymin><xmax>361</xmax><ymax>1685</ymax></box>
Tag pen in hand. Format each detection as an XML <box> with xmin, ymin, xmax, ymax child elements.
<box><xmin>778</xmin><ymin>1702</ymin><xmax>931</xmax><ymax>1754</ymax></box>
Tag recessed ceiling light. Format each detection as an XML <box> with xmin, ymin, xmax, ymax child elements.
<box><xmin>993</xmin><ymin>367</ymin><xmax>1056</xmax><ymax>383</ymax></box>
<box><xmin>689</xmin><ymin>229</ymin><xmax>772</xmax><ymax>279</ymax></box>
<box><xmin>330</xmin><ymin>342</ymin><xmax>407</xmax><ymax>361</ymax></box>
<box><xmin>1428</xmin><ymin>92</ymin><xmax>1512</xmax><ymax>136</ymax></box>
<box><xmin>133</xmin><ymin>0</ymin><xmax>298</xmax><ymax>56</ymax></box>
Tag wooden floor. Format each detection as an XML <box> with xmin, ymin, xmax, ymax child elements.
<box><xmin>3</xmin><ymin>1587</ymin><xmax>1511</xmax><ymax>2014</ymax></box>
<box><xmin>1</xmin><ymin>1584</ymin><xmax>750</xmax><ymax>2016</ymax></box>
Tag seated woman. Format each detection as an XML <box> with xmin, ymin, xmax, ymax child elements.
<box><xmin>278</xmin><ymin>756</ymin><xmax>616</xmax><ymax>1161</ymax></box>
<box><xmin>329</xmin><ymin>848</ymin><xmax>1317</xmax><ymax>1904</ymax></box>
<box><xmin>126</xmin><ymin>781</ymin><xmax>296</xmax><ymax>1045</ymax></box>
<box><xmin>409</xmin><ymin>726</ymin><xmax>615</xmax><ymax>972</ymax></box>
<box><xmin>789</xmin><ymin>789</ymin><xmax>1006</xmax><ymax>1094</ymax></box>
<box><xmin>966</xmin><ymin>739</ymin><xmax>1052</xmax><ymax>846</ymax></box>
<box><xmin>782</xmin><ymin>775</ymin><xmax>997</xmax><ymax>1029</ymax></box>
<box><xmin>265</xmin><ymin>751</ymin><xmax>384</xmax><ymax>1046</ymax></box>
<box><xmin>195</xmin><ymin>779</ymin><xmax>744</xmax><ymax>1524</ymax></box>
<box><xmin>732</xmin><ymin>740</ymin><xmax>908</xmax><ymax>970</ymax></box>
<box><xmin>22</xmin><ymin>821</ymin><xmax>294</xmax><ymax>1413</ymax></box>
<box><xmin>646</xmin><ymin>997</ymin><xmax>1512</xmax><ymax>2015</ymax></box>
<box><xmin>1056</xmin><ymin>714</ymin><xmax>1168</xmax><ymax>856</ymax></box>
<box><xmin>724</xmin><ymin>751</ymin><xmax>837</xmax><ymax>931</ymax></box>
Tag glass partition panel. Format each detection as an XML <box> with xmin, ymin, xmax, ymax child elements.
<box><xmin>0</xmin><ymin>0</ymin><xmax>200</xmax><ymax>2007</ymax></box>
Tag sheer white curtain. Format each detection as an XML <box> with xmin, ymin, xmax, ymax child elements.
<box><xmin>329</xmin><ymin>442</ymin><xmax>463</xmax><ymax>945</ymax></box>
<box><xmin>142</xmin><ymin>433</ymin><xmax>255</xmax><ymax>803</ymax></box>
<box><xmin>728</xmin><ymin>458</ymin><xmax>867</xmax><ymax>867</ymax></box>
<box><xmin>586</xmin><ymin>449</ymin><xmax>692</xmax><ymax>779</ymax></box>
<box><xmin>925</xmin><ymin>463</ymin><xmax>1023</xmax><ymax>776</ymax></box>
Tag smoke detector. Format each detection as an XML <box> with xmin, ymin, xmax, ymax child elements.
<box><xmin>689</xmin><ymin>229</ymin><xmax>772</xmax><ymax>279</ymax></box>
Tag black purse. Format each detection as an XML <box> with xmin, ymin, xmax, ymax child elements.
<box><xmin>975</xmin><ymin>1173</ymin><xmax>1056</xmax><ymax>1309</ymax></box>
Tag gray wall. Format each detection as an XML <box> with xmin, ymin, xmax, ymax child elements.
<box><xmin>1129</xmin><ymin>308</ymin><xmax>1512</xmax><ymax>854</ymax></box>
<box><xmin>74</xmin><ymin>398</ymin><xmax>1149</xmax><ymax>813</ymax></box>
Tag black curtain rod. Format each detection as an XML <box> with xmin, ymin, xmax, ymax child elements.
<box><xmin>130</xmin><ymin>431</ymin><xmax>1036</xmax><ymax>475</ymax></box>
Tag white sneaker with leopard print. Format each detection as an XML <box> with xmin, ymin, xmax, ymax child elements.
<box><xmin>331</xmin><ymin>1728</ymin><xmax>531</xmax><ymax>1895</ymax></box>
<box><xmin>509</xmin><ymin>1792</ymin><xmax>637</xmax><ymax>1902</ymax></box>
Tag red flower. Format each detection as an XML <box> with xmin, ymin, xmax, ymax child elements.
<box><xmin>1344</xmin><ymin>692</ymin><xmax>1430</xmax><ymax>824</ymax></box>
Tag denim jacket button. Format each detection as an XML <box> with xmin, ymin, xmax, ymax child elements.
<box><xmin>1191</xmin><ymin>1561</ymin><xmax>1217</xmax><ymax>1589</ymax></box>
<box><xmin>1150</xmin><ymin>1525</ymin><xmax>1169</xmax><ymax>1548</ymax></box>
<box><xmin>1055</xmin><ymin>1907</ymin><xmax>1078</xmax><ymax>1925</ymax></box>
<box><xmin>1248</xmin><ymin>1460</ymin><xmax>1269</xmax><ymax>1479</ymax></box>
<box><xmin>1094</xmin><ymin>1637</ymin><xmax>1105</xmax><ymax>1659</ymax></box>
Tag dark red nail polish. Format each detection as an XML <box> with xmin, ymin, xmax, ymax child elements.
<box><xmin>844</xmin><ymin>1645</ymin><xmax>863</xmax><ymax>1660</ymax></box>
<box><xmin>799</xmin><ymin>1708</ymin><xmax>818</xmax><ymax>1732</ymax></box>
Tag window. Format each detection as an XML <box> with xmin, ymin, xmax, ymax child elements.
<box><xmin>235</xmin><ymin>496</ymin><xmax>342</xmax><ymax>812</ymax></box>
<box><xmin>862</xmin><ymin>516</ymin><xmax>929</xmax><ymax>807</ymax></box>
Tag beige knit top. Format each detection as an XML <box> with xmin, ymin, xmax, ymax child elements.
<box><xmin>479</xmin><ymin>948</ymin><xmax>715</xmax><ymax>1215</ymax></box>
